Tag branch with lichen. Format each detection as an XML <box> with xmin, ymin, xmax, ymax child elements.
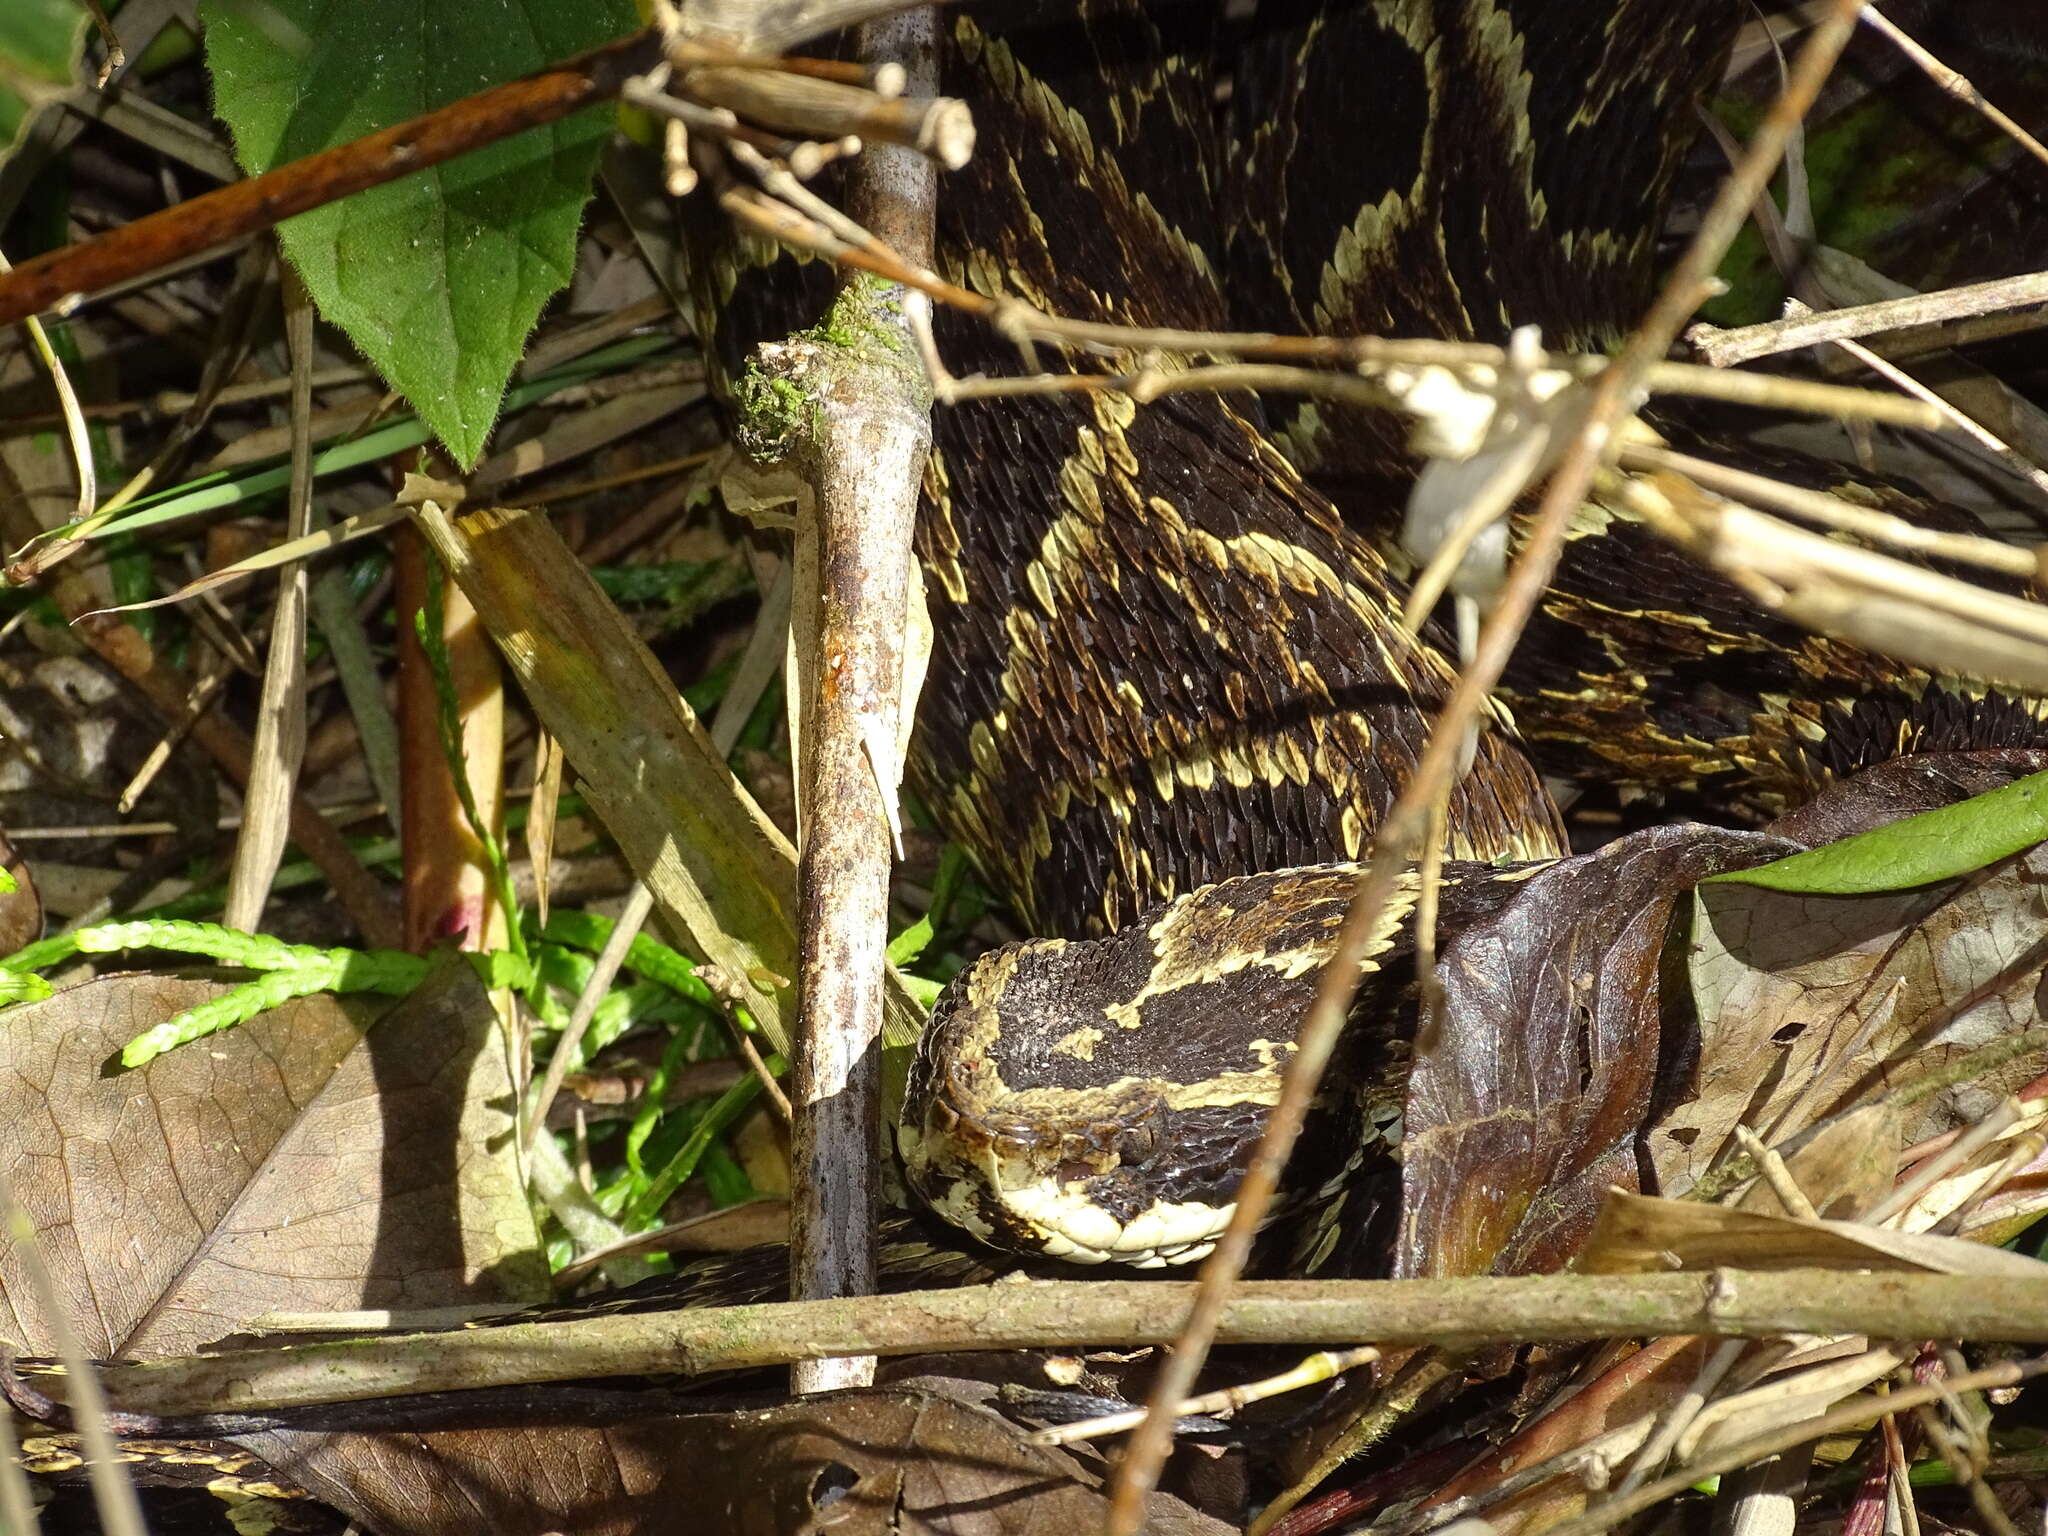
<box><xmin>727</xmin><ymin>6</ymin><xmax>940</xmax><ymax>1399</ymax></box>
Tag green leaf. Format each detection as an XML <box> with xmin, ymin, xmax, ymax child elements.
<box><xmin>626</xmin><ymin>1058</ymin><xmax>781</xmax><ymax>1228</ymax></box>
<box><xmin>886</xmin><ymin>911</ymin><xmax>935</xmax><ymax>968</ymax></box>
<box><xmin>1706</xmin><ymin>768</ymin><xmax>2048</xmax><ymax>894</ymax></box>
<box><xmin>887</xmin><ymin>844</ymin><xmax>969</xmax><ymax>969</ymax></box>
<box><xmin>898</xmin><ymin>972</ymin><xmax>944</xmax><ymax>1010</ymax></box>
<box><xmin>0</xmin><ymin>0</ymin><xmax>87</xmax><ymax>166</ymax></box>
<box><xmin>200</xmin><ymin>0</ymin><xmax>635</xmax><ymax>466</ymax></box>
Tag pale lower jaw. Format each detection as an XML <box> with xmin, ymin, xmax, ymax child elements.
<box><xmin>999</xmin><ymin>1181</ymin><xmax>1235</xmax><ymax>1267</ymax></box>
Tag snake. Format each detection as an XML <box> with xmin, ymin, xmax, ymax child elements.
<box><xmin>704</xmin><ymin>0</ymin><xmax>2040</xmax><ymax>1269</ymax></box>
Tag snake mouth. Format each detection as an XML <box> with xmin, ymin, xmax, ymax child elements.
<box><xmin>991</xmin><ymin>1180</ymin><xmax>1232</xmax><ymax>1266</ymax></box>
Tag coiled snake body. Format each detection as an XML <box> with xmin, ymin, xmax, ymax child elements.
<box><xmin>698</xmin><ymin>1</ymin><xmax>2048</xmax><ymax>1269</ymax></box>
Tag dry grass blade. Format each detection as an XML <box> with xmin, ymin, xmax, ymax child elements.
<box><xmin>222</xmin><ymin>268</ymin><xmax>317</xmax><ymax>932</ymax></box>
<box><xmin>526</xmin><ymin>551</ymin><xmax>800</xmax><ymax>1140</ymax></box>
<box><xmin>525</xmin><ymin>728</ymin><xmax>564</xmax><ymax>926</ymax></box>
<box><xmin>89</xmin><ymin>502</ymin><xmax>408</xmax><ymax>615</ymax></box>
<box><xmin>1612</xmin><ymin>1339</ymin><xmax>1749</xmax><ymax>1498</ymax></box>
<box><xmin>522</xmin><ymin>881</ymin><xmax>653</xmax><ymax>1155</ymax></box>
<box><xmin>1621</xmin><ymin>475</ymin><xmax>2048</xmax><ymax>687</ymax></box>
<box><xmin>0</xmin><ymin>1405</ymin><xmax>40</xmax><ymax>1534</ymax></box>
<box><xmin>1616</xmin><ymin>442</ymin><xmax>2042</xmax><ymax>579</ymax></box>
<box><xmin>1546</xmin><ymin>1355</ymin><xmax>2048</xmax><ymax>1536</ymax></box>
<box><xmin>1580</xmin><ymin>1192</ymin><xmax>2048</xmax><ymax>1280</ymax></box>
<box><xmin>468</xmin><ymin>383</ymin><xmax>701</xmax><ymax>495</ymax></box>
<box><xmin>512</xmin><ymin>528</ymin><xmax>794</xmax><ymax>1132</ymax></box>
<box><xmin>0</xmin><ymin>1173</ymin><xmax>146</xmax><ymax>1536</ymax></box>
<box><xmin>0</xmin><ymin>249</ymin><xmax>94</xmax><ymax>521</ymax></box>
<box><xmin>1821</xmin><ymin>319</ymin><xmax>2048</xmax><ymax>502</ymax></box>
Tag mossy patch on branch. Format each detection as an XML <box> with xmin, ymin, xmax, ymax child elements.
<box><xmin>730</xmin><ymin>274</ymin><xmax>929</xmax><ymax>464</ymax></box>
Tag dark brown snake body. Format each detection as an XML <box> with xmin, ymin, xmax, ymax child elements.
<box><xmin>865</xmin><ymin>0</ymin><xmax>2048</xmax><ymax>1263</ymax></box>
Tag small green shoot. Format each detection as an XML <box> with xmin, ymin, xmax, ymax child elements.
<box><xmin>0</xmin><ymin>920</ymin><xmax>433</xmax><ymax>1067</ymax></box>
<box><xmin>624</xmin><ymin>1057</ymin><xmax>783</xmax><ymax>1229</ymax></box>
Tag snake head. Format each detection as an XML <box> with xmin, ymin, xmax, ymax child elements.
<box><xmin>900</xmin><ymin>1067</ymin><xmax>1255</xmax><ymax>1266</ymax></box>
<box><xmin>898</xmin><ymin>933</ymin><xmax>1285</xmax><ymax>1266</ymax></box>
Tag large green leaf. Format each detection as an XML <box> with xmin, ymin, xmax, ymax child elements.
<box><xmin>0</xmin><ymin>0</ymin><xmax>86</xmax><ymax>166</ymax></box>
<box><xmin>1706</xmin><ymin>768</ymin><xmax>2048</xmax><ymax>894</ymax></box>
<box><xmin>202</xmin><ymin>0</ymin><xmax>634</xmax><ymax>466</ymax></box>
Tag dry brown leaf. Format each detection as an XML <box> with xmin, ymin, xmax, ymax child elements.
<box><xmin>1367</xmin><ymin>752</ymin><xmax>2048</xmax><ymax>1285</ymax></box>
<box><xmin>1398</xmin><ymin>824</ymin><xmax>1793</xmax><ymax>1280</ymax></box>
<box><xmin>0</xmin><ymin>829</ymin><xmax>42</xmax><ymax>955</ymax></box>
<box><xmin>0</xmin><ymin>955</ymin><xmax>544</xmax><ymax>1360</ymax></box>
<box><xmin>239</xmin><ymin>1384</ymin><xmax>1236</xmax><ymax>1536</ymax></box>
<box><xmin>1737</xmin><ymin>1100</ymin><xmax>1903</xmax><ymax>1220</ymax></box>
<box><xmin>1661</xmin><ymin>826</ymin><xmax>2048</xmax><ymax>1202</ymax></box>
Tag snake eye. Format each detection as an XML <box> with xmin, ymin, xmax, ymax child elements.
<box><xmin>1115</xmin><ymin>1122</ymin><xmax>1159</xmax><ymax>1166</ymax></box>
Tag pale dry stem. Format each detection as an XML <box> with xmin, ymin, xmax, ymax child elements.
<box><xmin>1106</xmin><ymin>6</ymin><xmax>1878</xmax><ymax>1531</ymax></box>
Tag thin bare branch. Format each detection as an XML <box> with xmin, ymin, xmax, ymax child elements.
<box><xmin>1821</xmin><ymin>318</ymin><xmax>2048</xmax><ymax>502</ymax></box>
<box><xmin>723</xmin><ymin>183</ymin><xmax>1948</xmax><ymax>432</ymax></box>
<box><xmin>1860</xmin><ymin>6</ymin><xmax>2048</xmax><ymax>174</ymax></box>
<box><xmin>1105</xmin><ymin>5</ymin><xmax>1873</xmax><ymax>1526</ymax></box>
<box><xmin>1687</xmin><ymin>270</ymin><xmax>2048</xmax><ymax>367</ymax></box>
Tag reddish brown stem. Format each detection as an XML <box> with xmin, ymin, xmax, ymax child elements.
<box><xmin>0</xmin><ymin>30</ymin><xmax>661</xmax><ymax>328</ymax></box>
<box><xmin>394</xmin><ymin>529</ymin><xmax>507</xmax><ymax>953</ymax></box>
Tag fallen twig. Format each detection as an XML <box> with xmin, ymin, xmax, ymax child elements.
<box><xmin>50</xmin><ymin>1268</ymin><xmax>2048</xmax><ymax>1423</ymax></box>
<box><xmin>1687</xmin><ymin>270</ymin><xmax>2048</xmax><ymax>368</ymax></box>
